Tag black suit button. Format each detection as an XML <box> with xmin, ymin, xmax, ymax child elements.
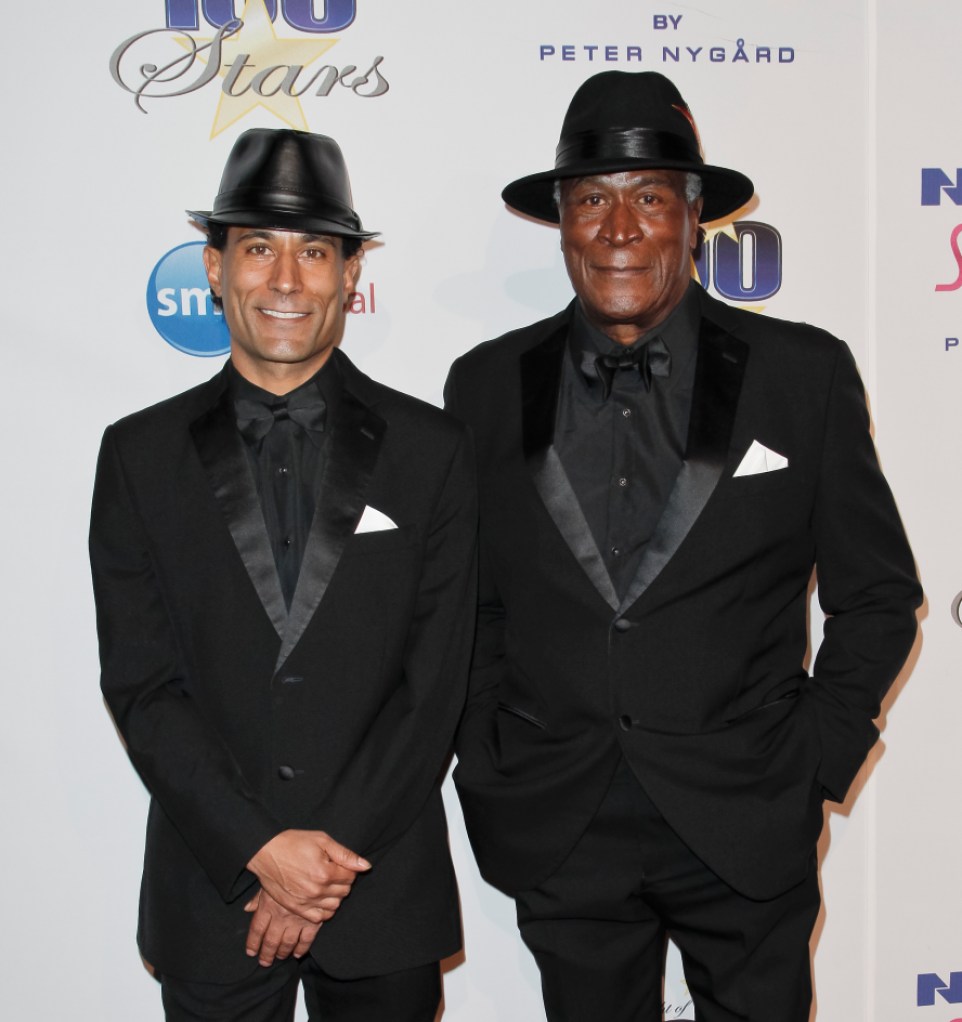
<box><xmin>277</xmin><ymin>765</ymin><xmax>296</xmax><ymax>781</ymax></box>
<box><xmin>613</xmin><ymin>618</ymin><xmax>633</xmax><ymax>632</ymax></box>
<box><xmin>619</xmin><ymin>715</ymin><xmax>633</xmax><ymax>731</ymax></box>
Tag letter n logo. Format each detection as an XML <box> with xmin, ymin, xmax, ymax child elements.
<box><xmin>921</xmin><ymin>169</ymin><xmax>962</xmax><ymax>206</ymax></box>
<box><xmin>918</xmin><ymin>972</ymin><xmax>962</xmax><ymax>1006</ymax></box>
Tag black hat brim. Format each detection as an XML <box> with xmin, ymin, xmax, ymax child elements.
<box><xmin>502</xmin><ymin>159</ymin><xmax>754</xmax><ymax>225</ymax></box>
<box><xmin>187</xmin><ymin>208</ymin><xmax>379</xmax><ymax>241</ymax></box>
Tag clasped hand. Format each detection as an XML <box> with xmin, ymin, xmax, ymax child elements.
<box><xmin>245</xmin><ymin>829</ymin><xmax>371</xmax><ymax>966</ymax></box>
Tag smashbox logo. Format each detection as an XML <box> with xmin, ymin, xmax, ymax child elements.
<box><xmin>148</xmin><ymin>242</ymin><xmax>229</xmax><ymax>357</ymax></box>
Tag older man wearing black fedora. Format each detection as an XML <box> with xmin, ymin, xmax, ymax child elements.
<box><xmin>446</xmin><ymin>71</ymin><xmax>920</xmax><ymax>1020</ymax></box>
<box><xmin>90</xmin><ymin>128</ymin><xmax>476</xmax><ymax>1021</ymax></box>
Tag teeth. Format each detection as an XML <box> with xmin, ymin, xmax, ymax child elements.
<box><xmin>262</xmin><ymin>309</ymin><xmax>307</xmax><ymax>319</ymax></box>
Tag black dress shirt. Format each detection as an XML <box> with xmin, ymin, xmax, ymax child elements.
<box><xmin>229</xmin><ymin>359</ymin><xmax>341</xmax><ymax>609</ymax></box>
<box><xmin>555</xmin><ymin>282</ymin><xmax>700</xmax><ymax>598</ymax></box>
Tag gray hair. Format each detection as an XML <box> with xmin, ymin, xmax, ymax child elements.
<box><xmin>553</xmin><ymin>171</ymin><xmax>702</xmax><ymax>209</ymax></box>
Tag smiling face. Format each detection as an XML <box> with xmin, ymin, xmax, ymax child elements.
<box><xmin>203</xmin><ymin>226</ymin><xmax>361</xmax><ymax>394</ymax></box>
<box><xmin>559</xmin><ymin>169</ymin><xmax>702</xmax><ymax>347</ymax></box>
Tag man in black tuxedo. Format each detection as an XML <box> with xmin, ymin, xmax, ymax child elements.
<box><xmin>90</xmin><ymin>129</ymin><xmax>476</xmax><ymax>1021</ymax></box>
<box><xmin>445</xmin><ymin>72</ymin><xmax>920</xmax><ymax>1020</ymax></box>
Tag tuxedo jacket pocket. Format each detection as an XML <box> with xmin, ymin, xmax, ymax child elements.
<box><xmin>346</xmin><ymin>524</ymin><xmax>418</xmax><ymax>555</ymax></box>
<box><xmin>725</xmin><ymin>468</ymin><xmax>795</xmax><ymax>498</ymax></box>
<box><xmin>725</xmin><ymin>689</ymin><xmax>799</xmax><ymax>726</ymax></box>
<box><xmin>497</xmin><ymin>701</ymin><xmax>548</xmax><ymax>730</ymax></box>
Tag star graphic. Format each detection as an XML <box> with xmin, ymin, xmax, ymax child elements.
<box><xmin>176</xmin><ymin>0</ymin><xmax>339</xmax><ymax>138</ymax></box>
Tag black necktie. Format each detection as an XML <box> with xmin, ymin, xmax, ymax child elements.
<box><xmin>235</xmin><ymin>386</ymin><xmax>327</xmax><ymax>443</ymax></box>
<box><xmin>582</xmin><ymin>337</ymin><xmax>672</xmax><ymax>399</ymax></box>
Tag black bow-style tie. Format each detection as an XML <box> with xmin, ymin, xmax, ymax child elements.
<box><xmin>581</xmin><ymin>337</ymin><xmax>672</xmax><ymax>399</ymax></box>
<box><xmin>235</xmin><ymin>386</ymin><xmax>327</xmax><ymax>442</ymax></box>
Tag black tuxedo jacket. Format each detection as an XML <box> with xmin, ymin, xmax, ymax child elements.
<box><xmin>445</xmin><ymin>287</ymin><xmax>920</xmax><ymax>901</ymax></box>
<box><xmin>90</xmin><ymin>349</ymin><xmax>476</xmax><ymax>982</ymax></box>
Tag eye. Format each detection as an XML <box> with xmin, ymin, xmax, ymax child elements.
<box><xmin>303</xmin><ymin>247</ymin><xmax>330</xmax><ymax>260</ymax></box>
<box><xmin>570</xmin><ymin>191</ymin><xmax>606</xmax><ymax>209</ymax></box>
<box><xmin>246</xmin><ymin>243</ymin><xmax>271</xmax><ymax>256</ymax></box>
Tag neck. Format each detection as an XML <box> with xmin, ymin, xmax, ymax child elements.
<box><xmin>229</xmin><ymin>350</ymin><xmax>333</xmax><ymax>396</ymax></box>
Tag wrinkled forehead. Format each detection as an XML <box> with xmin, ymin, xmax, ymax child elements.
<box><xmin>562</xmin><ymin>169</ymin><xmax>690</xmax><ymax>193</ymax></box>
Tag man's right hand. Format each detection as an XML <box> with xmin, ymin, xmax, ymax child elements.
<box><xmin>247</xmin><ymin>829</ymin><xmax>371</xmax><ymax>924</ymax></box>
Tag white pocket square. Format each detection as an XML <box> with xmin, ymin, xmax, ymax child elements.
<box><xmin>355</xmin><ymin>505</ymin><xmax>398</xmax><ymax>533</ymax></box>
<box><xmin>733</xmin><ymin>440</ymin><xmax>788</xmax><ymax>477</ymax></box>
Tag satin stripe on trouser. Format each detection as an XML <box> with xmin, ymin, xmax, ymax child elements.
<box><xmin>515</xmin><ymin>758</ymin><xmax>820</xmax><ymax>1022</ymax></box>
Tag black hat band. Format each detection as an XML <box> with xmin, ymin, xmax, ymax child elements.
<box><xmin>213</xmin><ymin>187</ymin><xmax>362</xmax><ymax>231</ymax></box>
<box><xmin>556</xmin><ymin>127</ymin><xmax>702</xmax><ymax>170</ymax></box>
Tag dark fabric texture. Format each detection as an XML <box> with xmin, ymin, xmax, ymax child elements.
<box><xmin>515</xmin><ymin>759</ymin><xmax>820</xmax><ymax>1022</ymax></box>
<box><xmin>91</xmin><ymin>349</ymin><xmax>477</xmax><ymax>983</ymax></box>
<box><xmin>161</xmin><ymin>958</ymin><xmax>441</xmax><ymax>1022</ymax></box>
<box><xmin>444</xmin><ymin>285</ymin><xmax>921</xmax><ymax>903</ymax></box>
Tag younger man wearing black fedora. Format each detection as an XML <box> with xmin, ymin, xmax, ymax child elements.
<box><xmin>91</xmin><ymin>129</ymin><xmax>476</xmax><ymax>1021</ymax></box>
<box><xmin>446</xmin><ymin>71</ymin><xmax>919</xmax><ymax>1019</ymax></box>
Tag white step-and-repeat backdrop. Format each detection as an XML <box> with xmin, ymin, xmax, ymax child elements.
<box><xmin>3</xmin><ymin>1</ymin><xmax>959</xmax><ymax>1018</ymax></box>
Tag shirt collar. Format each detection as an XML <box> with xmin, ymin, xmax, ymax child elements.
<box><xmin>568</xmin><ymin>280</ymin><xmax>701</xmax><ymax>394</ymax></box>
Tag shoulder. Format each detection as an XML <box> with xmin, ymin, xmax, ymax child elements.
<box><xmin>698</xmin><ymin>289</ymin><xmax>850</xmax><ymax>373</ymax></box>
<box><xmin>699</xmin><ymin>290</ymin><xmax>842</xmax><ymax>361</ymax></box>
<box><xmin>103</xmin><ymin>368</ymin><xmax>228</xmax><ymax>446</ymax></box>
<box><xmin>449</xmin><ymin>304</ymin><xmax>573</xmax><ymax>380</ymax></box>
<box><xmin>336</xmin><ymin>350</ymin><xmax>467</xmax><ymax>451</ymax></box>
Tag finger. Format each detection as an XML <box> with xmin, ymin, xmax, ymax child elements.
<box><xmin>259</xmin><ymin>883</ymin><xmax>318</xmax><ymax>920</ymax></box>
<box><xmin>246</xmin><ymin>908</ymin><xmax>271</xmax><ymax>958</ymax></box>
<box><xmin>274</xmin><ymin>927</ymin><xmax>300</xmax><ymax>961</ymax></box>
<box><xmin>318</xmin><ymin>833</ymin><xmax>371</xmax><ymax>872</ymax></box>
<box><xmin>296</xmin><ymin>904</ymin><xmax>327</xmax><ymax>925</ymax></box>
<box><xmin>317</xmin><ymin>895</ymin><xmax>347</xmax><ymax>911</ymax></box>
<box><xmin>293</xmin><ymin>924</ymin><xmax>321</xmax><ymax>959</ymax></box>
<box><xmin>258</xmin><ymin>928</ymin><xmax>282</xmax><ymax>968</ymax></box>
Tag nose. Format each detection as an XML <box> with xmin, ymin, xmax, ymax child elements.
<box><xmin>598</xmin><ymin>198</ymin><xmax>642</xmax><ymax>245</ymax></box>
<box><xmin>269</xmin><ymin>248</ymin><xmax>302</xmax><ymax>294</ymax></box>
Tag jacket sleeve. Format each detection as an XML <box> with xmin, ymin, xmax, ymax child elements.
<box><xmin>443</xmin><ymin>363</ymin><xmax>505</xmax><ymax>773</ymax></box>
<box><xmin>807</xmin><ymin>342</ymin><xmax>922</xmax><ymax>801</ymax></box>
<box><xmin>89</xmin><ymin>425</ymin><xmax>281</xmax><ymax>901</ymax></box>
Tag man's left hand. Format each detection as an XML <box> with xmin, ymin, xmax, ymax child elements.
<box><xmin>244</xmin><ymin>889</ymin><xmax>321</xmax><ymax>967</ymax></box>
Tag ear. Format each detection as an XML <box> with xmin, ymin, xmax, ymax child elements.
<box><xmin>342</xmin><ymin>248</ymin><xmax>363</xmax><ymax>294</ymax></box>
<box><xmin>203</xmin><ymin>245</ymin><xmax>223</xmax><ymax>299</ymax></box>
<box><xmin>688</xmin><ymin>197</ymin><xmax>704</xmax><ymax>251</ymax></box>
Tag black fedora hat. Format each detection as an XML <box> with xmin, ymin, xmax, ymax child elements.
<box><xmin>502</xmin><ymin>71</ymin><xmax>753</xmax><ymax>224</ymax></box>
<box><xmin>189</xmin><ymin>128</ymin><xmax>378</xmax><ymax>240</ymax></box>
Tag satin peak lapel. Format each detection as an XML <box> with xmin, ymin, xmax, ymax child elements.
<box><xmin>190</xmin><ymin>394</ymin><xmax>287</xmax><ymax>639</ymax></box>
<box><xmin>521</xmin><ymin>326</ymin><xmax>619</xmax><ymax>612</ymax></box>
<box><xmin>619</xmin><ymin>318</ymin><xmax>748</xmax><ymax>613</ymax></box>
<box><xmin>276</xmin><ymin>387</ymin><xmax>385</xmax><ymax>672</ymax></box>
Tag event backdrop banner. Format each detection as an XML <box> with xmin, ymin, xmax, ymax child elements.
<box><xmin>1</xmin><ymin>1</ymin><xmax>956</xmax><ymax>1019</ymax></box>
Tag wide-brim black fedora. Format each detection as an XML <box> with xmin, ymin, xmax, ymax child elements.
<box><xmin>188</xmin><ymin>128</ymin><xmax>378</xmax><ymax>240</ymax></box>
<box><xmin>502</xmin><ymin>71</ymin><xmax>754</xmax><ymax>225</ymax></box>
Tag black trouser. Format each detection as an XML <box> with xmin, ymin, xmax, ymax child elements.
<box><xmin>161</xmin><ymin>957</ymin><xmax>441</xmax><ymax>1022</ymax></box>
<box><xmin>515</xmin><ymin>760</ymin><xmax>820</xmax><ymax>1022</ymax></box>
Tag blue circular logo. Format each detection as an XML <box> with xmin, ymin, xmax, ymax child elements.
<box><xmin>147</xmin><ymin>242</ymin><xmax>230</xmax><ymax>357</ymax></box>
